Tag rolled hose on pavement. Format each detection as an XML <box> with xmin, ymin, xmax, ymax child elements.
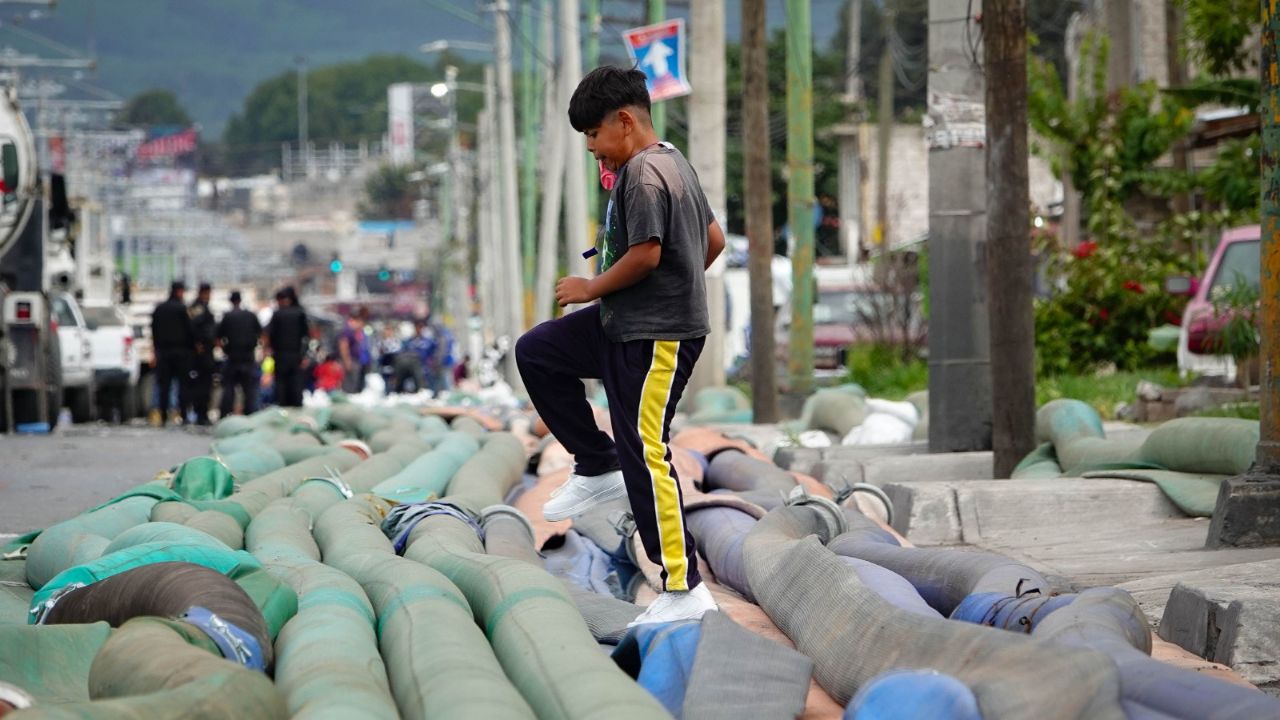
<box><xmin>826</xmin><ymin>535</ymin><xmax>1051</xmax><ymax>617</ymax></box>
<box><xmin>480</xmin><ymin>505</ymin><xmax>642</xmax><ymax>644</ymax></box>
<box><xmin>14</xmin><ymin>617</ymin><xmax>286</xmax><ymax>720</ymax></box>
<box><xmin>245</xmin><ymin>500</ymin><xmax>398</xmax><ymax>719</ymax></box>
<box><xmin>404</xmin><ymin>510</ymin><xmax>670</xmax><ymax>718</ymax></box>
<box><xmin>703</xmin><ymin>450</ymin><xmax>797</xmax><ymax>494</ymax></box>
<box><xmin>370</xmin><ymin>432</ymin><xmax>480</xmax><ymax>503</ymax></box>
<box><xmin>314</xmin><ymin>496</ymin><xmax>534</xmax><ymax>720</ymax></box>
<box><xmin>1032</xmin><ymin>587</ymin><xmax>1280</xmax><ymax>720</ymax></box>
<box><xmin>39</xmin><ymin>561</ymin><xmax>272</xmax><ymax>671</ymax></box>
<box><xmin>741</xmin><ymin>500</ymin><xmax>1126</xmax><ymax>718</ymax></box>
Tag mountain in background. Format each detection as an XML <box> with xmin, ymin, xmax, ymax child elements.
<box><xmin>10</xmin><ymin>0</ymin><xmax>842</xmax><ymax>137</ymax></box>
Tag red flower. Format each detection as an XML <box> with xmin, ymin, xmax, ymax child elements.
<box><xmin>1122</xmin><ymin>280</ymin><xmax>1144</xmax><ymax>293</ymax></box>
<box><xmin>1098</xmin><ymin>307</ymin><xmax>1110</xmax><ymax>321</ymax></box>
<box><xmin>1072</xmin><ymin>241</ymin><xmax>1098</xmax><ymax>259</ymax></box>
<box><xmin>1164</xmin><ymin>309</ymin><xmax>1183</xmax><ymax>326</ymax></box>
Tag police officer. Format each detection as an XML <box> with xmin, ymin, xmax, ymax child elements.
<box><xmin>217</xmin><ymin>290</ymin><xmax>262</xmax><ymax>417</ymax></box>
<box><xmin>151</xmin><ymin>280</ymin><xmax>194</xmax><ymax>426</ymax></box>
<box><xmin>266</xmin><ymin>286</ymin><xmax>309</xmax><ymax>407</ymax></box>
<box><xmin>188</xmin><ymin>282</ymin><xmax>217</xmax><ymax>426</ymax></box>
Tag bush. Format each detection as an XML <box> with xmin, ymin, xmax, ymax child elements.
<box><xmin>1034</xmin><ymin>229</ymin><xmax>1192</xmax><ymax>375</ymax></box>
<box><xmin>844</xmin><ymin>344</ymin><xmax>928</xmax><ymax>400</ymax></box>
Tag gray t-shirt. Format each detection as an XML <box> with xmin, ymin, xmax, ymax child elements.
<box><xmin>597</xmin><ymin>142</ymin><xmax>711</xmax><ymax>342</ymax></box>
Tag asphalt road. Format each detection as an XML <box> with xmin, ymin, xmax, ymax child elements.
<box><xmin>0</xmin><ymin>424</ymin><xmax>213</xmax><ymax>535</ymax></box>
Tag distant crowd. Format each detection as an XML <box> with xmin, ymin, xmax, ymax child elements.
<box><xmin>150</xmin><ymin>281</ymin><xmax>464</xmax><ymax>426</ymax></box>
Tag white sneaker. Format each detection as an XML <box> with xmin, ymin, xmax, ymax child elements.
<box><xmin>627</xmin><ymin>583</ymin><xmax>718</xmax><ymax>627</ymax></box>
<box><xmin>543</xmin><ymin>469</ymin><xmax>627</xmax><ymax>522</ymax></box>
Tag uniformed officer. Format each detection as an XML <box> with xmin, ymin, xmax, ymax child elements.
<box><xmin>216</xmin><ymin>290</ymin><xmax>262</xmax><ymax>417</ymax></box>
<box><xmin>150</xmin><ymin>281</ymin><xmax>194</xmax><ymax>426</ymax></box>
<box><xmin>188</xmin><ymin>282</ymin><xmax>217</xmax><ymax>425</ymax></box>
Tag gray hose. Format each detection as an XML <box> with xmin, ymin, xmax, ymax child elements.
<box><xmin>742</xmin><ymin>501</ymin><xmax>1125</xmax><ymax>718</ymax></box>
<box><xmin>703</xmin><ymin>450</ymin><xmax>797</xmax><ymax>494</ymax></box>
<box><xmin>1034</xmin><ymin>587</ymin><xmax>1280</xmax><ymax>720</ymax></box>
<box><xmin>827</xmin><ymin>534</ymin><xmax>1051</xmax><ymax>616</ymax></box>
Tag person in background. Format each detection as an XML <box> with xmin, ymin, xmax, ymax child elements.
<box><xmin>313</xmin><ymin>352</ymin><xmax>344</xmax><ymax>393</ymax></box>
<box><xmin>453</xmin><ymin>354</ymin><xmax>470</xmax><ymax>386</ymax></box>
<box><xmin>337</xmin><ymin>308</ymin><xmax>370</xmax><ymax>394</ymax></box>
<box><xmin>188</xmin><ymin>282</ymin><xmax>217</xmax><ymax>425</ymax></box>
<box><xmin>217</xmin><ymin>289</ymin><xmax>262</xmax><ymax>417</ymax></box>
<box><xmin>265</xmin><ymin>287</ymin><xmax>309</xmax><ymax>407</ymax></box>
<box><xmin>409</xmin><ymin>319</ymin><xmax>439</xmax><ymax>395</ymax></box>
<box><xmin>151</xmin><ymin>280</ymin><xmax>194</xmax><ymax>426</ymax></box>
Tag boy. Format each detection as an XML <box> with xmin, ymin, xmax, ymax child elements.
<box><xmin>515</xmin><ymin>66</ymin><xmax>726</xmax><ymax>626</ymax></box>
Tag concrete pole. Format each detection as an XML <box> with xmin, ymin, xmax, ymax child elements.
<box><xmin>561</xmin><ymin>0</ymin><xmax>591</xmax><ymax>280</ymax></box>
<box><xmin>1206</xmin><ymin>2</ymin><xmax>1280</xmax><ymax>548</ymax></box>
<box><xmin>685</xmin><ymin>0</ymin><xmax>727</xmax><ymax>395</ymax></box>
<box><xmin>743</xmin><ymin>0</ymin><xmax>780</xmax><ymax>423</ymax></box>
<box><xmin>875</xmin><ymin>4</ymin><xmax>895</xmax><ymax>252</ymax></box>
<box><xmin>535</xmin><ymin>1</ymin><xmax>565</xmax><ymax>324</ymax></box>
<box><xmin>785</xmin><ymin>0</ymin><xmax>816</xmax><ymax>401</ymax></box>
<box><xmin>984</xmin><ymin>0</ymin><xmax>1035</xmax><ymax>479</ymax></box>
<box><xmin>648</xmin><ymin>0</ymin><xmax>666</xmax><ymax>138</ymax></box>
<box><xmin>926</xmin><ymin>0</ymin><xmax>991</xmax><ymax>452</ymax></box>
<box><xmin>296</xmin><ymin>56</ymin><xmax>309</xmax><ymax>178</ymax></box>
<box><xmin>520</xmin><ymin>0</ymin><xmax>539</xmax><ymax>324</ymax></box>
<box><xmin>838</xmin><ymin>0</ymin><xmax>864</xmax><ymax>261</ymax></box>
<box><xmin>584</xmin><ymin>0</ymin><xmax>602</xmax><ymax>223</ymax></box>
<box><xmin>495</xmin><ymin>0</ymin><xmax>526</xmax><ymax>389</ymax></box>
<box><xmin>475</xmin><ymin>102</ymin><xmax>497</xmax><ymax>346</ymax></box>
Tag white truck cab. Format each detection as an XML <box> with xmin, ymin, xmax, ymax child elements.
<box><xmin>49</xmin><ymin>292</ymin><xmax>95</xmax><ymax>421</ymax></box>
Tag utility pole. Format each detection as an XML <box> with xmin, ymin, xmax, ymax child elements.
<box><xmin>494</xmin><ymin>0</ymin><xmax>526</xmax><ymax>389</ymax></box>
<box><xmin>296</xmin><ymin>56</ymin><xmax>308</xmax><ymax>178</ymax></box>
<box><xmin>476</xmin><ymin>95</ymin><xmax>497</xmax><ymax>347</ymax></box>
<box><xmin>1207</xmin><ymin>3</ymin><xmax>1280</xmax><ymax>548</ymax></box>
<box><xmin>838</xmin><ymin>0</ymin><xmax>864</xmax><ymax>261</ymax></box>
<box><xmin>786</xmin><ymin>0</ymin><xmax>816</xmax><ymax>402</ymax></box>
<box><xmin>648</xmin><ymin>0</ymin><xmax>666</xmax><ymax>138</ymax></box>
<box><xmin>584</xmin><ymin>0</ymin><xmax>602</xmax><ymax>223</ymax></box>
<box><xmin>520</xmin><ymin>0</ymin><xmax>539</xmax><ymax>324</ymax></box>
<box><xmin>926</xmin><ymin>0</ymin><xmax>991</xmax><ymax>452</ymax></box>
<box><xmin>876</xmin><ymin>4</ymin><xmax>895</xmax><ymax>251</ymax></box>
<box><xmin>984</xmin><ymin>0</ymin><xmax>1035</xmax><ymax>478</ymax></box>
<box><xmin>744</xmin><ymin>0</ymin><xmax>780</xmax><ymax>423</ymax></box>
<box><xmin>535</xmin><ymin>1</ymin><xmax>565</xmax><ymax>323</ymax></box>
<box><xmin>685</xmin><ymin>0</ymin><xmax>727</xmax><ymax>397</ymax></box>
<box><xmin>561</xmin><ymin>0</ymin><xmax>591</xmax><ymax>280</ymax></box>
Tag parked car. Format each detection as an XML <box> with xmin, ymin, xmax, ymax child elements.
<box><xmin>80</xmin><ymin>302</ymin><xmax>140</xmax><ymax>422</ymax></box>
<box><xmin>1167</xmin><ymin>225</ymin><xmax>1260</xmax><ymax>380</ymax></box>
<box><xmin>49</xmin><ymin>292</ymin><xmax>95</xmax><ymax>422</ymax></box>
<box><xmin>777</xmin><ymin>283</ymin><xmax>926</xmax><ymax>374</ymax></box>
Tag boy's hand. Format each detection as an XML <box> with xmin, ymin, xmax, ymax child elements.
<box><xmin>555</xmin><ymin>276</ymin><xmax>594</xmax><ymax>306</ymax></box>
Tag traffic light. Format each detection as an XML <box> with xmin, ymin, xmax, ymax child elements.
<box><xmin>377</xmin><ymin>266</ymin><xmax>391</xmax><ymax>282</ymax></box>
<box><xmin>329</xmin><ymin>253</ymin><xmax>343</xmax><ymax>273</ymax></box>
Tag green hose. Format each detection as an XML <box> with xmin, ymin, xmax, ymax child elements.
<box><xmin>314</xmin><ymin>497</ymin><xmax>534</xmax><ymax>720</ymax></box>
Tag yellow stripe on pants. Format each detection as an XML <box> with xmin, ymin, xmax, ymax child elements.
<box><xmin>638</xmin><ymin>340</ymin><xmax>688</xmax><ymax>591</ymax></box>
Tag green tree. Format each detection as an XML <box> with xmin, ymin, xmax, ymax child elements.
<box><xmin>222</xmin><ymin>53</ymin><xmax>485</xmax><ymax>176</ymax></box>
<box><xmin>358</xmin><ymin>164</ymin><xmax>417</xmax><ymax>220</ymax></box>
<box><xmin>115</xmin><ymin>89</ymin><xmax>192</xmax><ymax>128</ymax></box>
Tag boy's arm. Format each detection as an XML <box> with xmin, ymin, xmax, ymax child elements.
<box><xmin>706</xmin><ymin>220</ymin><xmax>726</xmax><ymax>270</ymax></box>
<box><xmin>556</xmin><ymin>239</ymin><xmax>661</xmax><ymax>306</ymax></box>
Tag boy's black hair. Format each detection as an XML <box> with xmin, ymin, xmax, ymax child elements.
<box><xmin>568</xmin><ymin>65</ymin><xmax>651</xmax><ymax>132</ymax></box>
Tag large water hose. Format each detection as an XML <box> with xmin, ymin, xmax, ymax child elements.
<box><xmin>16</xmin><ymin>617</ymin><xmax>286</xmax><ymax>720</ymax></box>
<box><xmin>313</xmin><ymin>497</ymin><xmax>534</xmax><ymax>719</ymax></box>
<box><xmin>246</xmin><ymin>501</ymin><xmax>396</xmax><ymax>719</ymax></box>
<box><xmin>827</xmin><ymin>535</ymin><xmax>1052</xmax><ymax>617</ymax></box>
<box><xmin>40</xmin><ymin>561</ymin><xmax>271</xmax><ymax>669</ymax></box>
<box><xmin>741</xmin><ymin>500</ymin><xmax>1125</xmax><ymax>717</ymax></box>
<box><xmin>1033</xmin><ymin>587</ymin><xmax>1280</xmax><ymax>720</ymax></box>
<box><xmin>404</xmin><ymin>513</ymin><xmax>669</xmax><ymax>718</ymax></box>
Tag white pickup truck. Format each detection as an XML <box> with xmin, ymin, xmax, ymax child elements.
<box><xmin>80</xmin><ymin>302</ymin><xmax>140</xmax><ymax>422</ymax></box>
<box><xmin>49</xmin><ymin>292</ymin><xmax>94</xmax><ymax>422</ymax></box>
